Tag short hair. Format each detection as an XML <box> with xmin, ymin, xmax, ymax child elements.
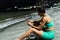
<box><xmin>37</xmin><ymin>8</ymin><xmax>45</xmax><ymax>13</ymax></box>
<box><xmin>33</xmin><ymin>21</ymin><xmax>40</xmax><ymax>26</ymax></box>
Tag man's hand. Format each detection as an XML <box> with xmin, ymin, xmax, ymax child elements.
<box><xmin>26</xmin><ymin>21</ymin><xmax>33</xmax><ymax>26</ymax></box>
<box><xmin>26</xmin><ymin>21</ymin><xmax>40</xmax><ymax>30</ymax></box>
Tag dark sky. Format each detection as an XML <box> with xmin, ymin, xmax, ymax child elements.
<box><xmin>0</xmin><ymin>0</ymin><xmax>58</xmax><ymax>10</ymax></box>
<box><xmin>0</xmin><ymin>0</ymin><xmax>36</xmax><ymax>9</ymax></box>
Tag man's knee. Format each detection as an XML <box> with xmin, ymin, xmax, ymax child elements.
<box><xmin>30</xmin><ymin>27</ymin><xmax>34</xmax><ymax>30</ymax></box>
<box><xmin>28</xmin><ymin>27</ymin><xmax>33</xmax><ymax>32</ymax></box>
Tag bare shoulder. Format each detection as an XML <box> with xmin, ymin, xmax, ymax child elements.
<box><xmin>44</xmin><ymin>16</ymin><xmax>51</xmax><ymax>22</ymax></box>
<box><xmin>43</xmin><ymin>17</ymin><xmax>47</xmax><ymax>22</ymax></box>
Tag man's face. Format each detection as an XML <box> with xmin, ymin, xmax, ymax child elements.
<box><xmin>38</xmin><ymin>12</ymin><xmax>42</xmax><ymax>16</ymax></box>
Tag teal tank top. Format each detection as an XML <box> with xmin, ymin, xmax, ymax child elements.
<box><xmin>45</xmin><ymin>21</ymin><xmax>54</xmax><ymax>28</ymax></box>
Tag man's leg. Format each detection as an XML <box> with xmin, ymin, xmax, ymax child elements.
<box><xmin>17</xmin><ymin>27</ymin><xmax>43</xmax><ymax>40</ymax></box>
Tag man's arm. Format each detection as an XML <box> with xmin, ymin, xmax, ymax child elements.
<box><xmin>27</xmin><ymin>17</ymin><xmax>47</xmax><ymax>30</ymax></box>
<box><xmin>38</xmin><ymin>18</ymin><xmax>47</xmax><ymax>30</ymax></box>
<box><xmin>27</xmin><ymin>21</ymin><xmax>40</xmax><ymax>30</ymax></box>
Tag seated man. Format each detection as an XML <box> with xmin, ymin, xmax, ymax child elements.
<box><xmin>17</xmin><ymin>8</ymin><xmax>55</xmax><ymax>40</ymax></box>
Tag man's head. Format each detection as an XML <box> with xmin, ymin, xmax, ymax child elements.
<box><xmin>37</xmin><ymin>8</ymin><xmax>45</xmax><ymax>16</ymax></box>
